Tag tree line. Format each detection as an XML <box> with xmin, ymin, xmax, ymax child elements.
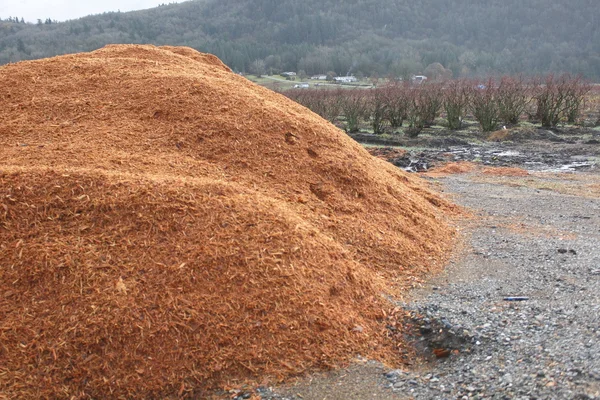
<box><xmin>0</xmin><ymin>0</ymin><xmax>599</xmax><ymax>79</ymax></box>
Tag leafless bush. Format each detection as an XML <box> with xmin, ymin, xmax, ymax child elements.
<box><xmin>283</xmin><ymin>75</ymin><xmax>595</xmax><ymax>135</ymax></box>
<box><xmin>339</xmin><ymin>89</ymin><xmax>367</xmax><ymax>133</ymax></box>
<box><xmin>382</xmin><ymin>82</ymin><xmax>411</xmax><ymax>128</ymax></box>
<box><xmin>471</xmin><ymin>79</ymin><xmax>500</xmax><ymax>132</ymax></box>
<box><xmin>563</xmin><ymin>76</ymin><xmax>590</xmax><ymax>124</ymax></box>
<box><xmin>364</xmin><ymin>88</ymin><xmax>389</xmax><ymax>134</ymax></box>
<box><xmin>404</xmin><ymin>88</ymin><xmax>425</xmax><ymax>137</ymax></box>
<box><xmin>496</xmin><ymin>76</ymin><xmax>529</xmax><ymax>125</ymax></box>
<box><xmin>284</xmin><ymin>88</ymin><xmax>341</xmax><ymax>123</ymax></box>
<box><xmin>418</xmin><ymin>82</ymin><xmax>444</xmax><ymax>126</ymax></box>
<box><xmin>532</xmin><ymin>75</ymin><xmax>565</xmax><ymax>128</ymax></box>
<box><xmin>443</xmin><ymin>79</ymin><xmax>472</xmax><ymax>130</ymax></box>
<box><xmin>531</xmin><ymin>74</ymin><xmax>589</xmax><ymax>128</ymax></box>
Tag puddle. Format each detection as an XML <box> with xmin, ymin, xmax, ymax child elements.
<box><xmin>496</xmin><ymin>150</ymin><xmax>522</xmax><ymax>157</ymax></box>
<box><xmin>539</xmin><ymin>162</ymin><xmax>595</xmax><ymax>173</ymax></box>
<box><xmin>378</xmin><ymin>145</ymin><xmax>598</xmax><ymax>173</ymax></box>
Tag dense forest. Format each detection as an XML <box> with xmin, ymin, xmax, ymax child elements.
<box><xmin>1</xmin><ymin>0</ymin><xmax>599</xmax><ymax>80</ymax></box>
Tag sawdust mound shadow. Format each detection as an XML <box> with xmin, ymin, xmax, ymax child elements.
<box><xmin>0</xmin><ymin>45</ymin><xmax>456</xmax><ymax>398</ymax></box>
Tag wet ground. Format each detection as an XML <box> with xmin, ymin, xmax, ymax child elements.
<box><xmin>356</xmin><ymin>125</ymin><xmax>600</xmax><ymax>173</ymax></box>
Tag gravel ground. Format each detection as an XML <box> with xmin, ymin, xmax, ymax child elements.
<box><xmin>254</xmin><ymin>171</ymin><xmax>600</xmax><ymax>400</ymax></box>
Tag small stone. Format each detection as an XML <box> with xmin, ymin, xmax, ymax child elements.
<box><xmin>420</xmin><ymin>325</ymin><xmax>433</xmax><ymax>334</ymax></box>
<box><xmin>385</xmin><ymin>370</ymin><xmax>403</xmax><ymax>380</ymax></box>
<box><xmin>408</xmin><ymin>379</ymin><xmax>418</xmax><ymax>386</ymax></box>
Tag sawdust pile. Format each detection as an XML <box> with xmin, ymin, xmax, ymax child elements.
<box><xmin>482</xmin><ymin>167</ymin><xmax>530</xmax><ymax>177</ymax></box>
<box><xmin>425</xmin><ymin>161</ymin><xmax>478</xmax><ymax>176</ymax></box>
<box><xmin>0</xmin><ymin>45</ymin><xmax>456</xmax><ymax>398</ymax></box>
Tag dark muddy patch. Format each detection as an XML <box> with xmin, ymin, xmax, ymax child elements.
<box><xmin>399</xmin><ymin>308</ymin><xmax>477</xmax><ymax>364</ymax></box>
<box><xmin>362</xmin><ymin>126</ymin><xmax>600</xmax><ymax>172</ymax></box>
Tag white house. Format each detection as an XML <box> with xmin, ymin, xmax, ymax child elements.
<box><xmin>310</xmin><ymin>75</ymin><xmax>327</xmax><ymax>80</ymax></box>
<box><xmin>333</xmin><ymin>76</ymin><xmax>358</xmax><ymax>83</ymax></box>
<box><xmin>294</xmin><ymin>83</ymin><xmax>310</xmax><ymax>88</ymax></box>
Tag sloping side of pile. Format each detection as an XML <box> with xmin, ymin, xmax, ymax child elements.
<box><xmin>0</xmin><ymin>45</ymin><xmax>456</xmax><ymax>398</ymax></box>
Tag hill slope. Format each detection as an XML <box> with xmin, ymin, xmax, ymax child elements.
<box><xmin>0</xmin><ymin>0</ymin><xmax>599</xmax><ymax>79</ymax></box>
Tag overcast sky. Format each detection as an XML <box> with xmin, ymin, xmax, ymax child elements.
<box><xmin>1</xmin><ymin>0</ymin><xmax>175</xmax><ymax>23</ymax></box>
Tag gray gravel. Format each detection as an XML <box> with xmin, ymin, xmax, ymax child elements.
<box><xmin>385</xmin><ymin>174</ymin><xmax>600</xmax><ymax>399</ymax></box>
<box><xmin>254</xmin><ymin>171</ymin><xmax>600</xmax><ymax>400</ymax></box>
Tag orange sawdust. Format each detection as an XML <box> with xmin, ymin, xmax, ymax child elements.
<box><xmin>0</xmin><ymin>45</ymin><xmax>457</xmax><ymax>398</ymax></box>
<box><xmin>482</xmin><ymin>167</ymin><xmax>530</xmax><ymax>177</ymax></box>
<box><xmin>424</xmin><ymin>161</ymin><xmax>478</xmax><ymax>177</ymax></box>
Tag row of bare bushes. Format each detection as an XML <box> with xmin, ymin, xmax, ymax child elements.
<box><xmin>284</xmin><ymin>75</ymin><xmax>592</xmax><ymax>135</ymax></box>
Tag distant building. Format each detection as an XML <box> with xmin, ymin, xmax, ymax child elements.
<box><xmin>333</xmin><ymin>76</ymin><xmax>358</xmax><ymax>83</ymax></box>
<box><xmin>310</xmin><ymin>75</ymin><xmax>327</xmax><ymax>80</ymax></box>
<box><xmin>412</xmin><ymin>75</ymin><xmax>428</xmax><ymax>84</ymax></box>
<box><xmin>281</xmin><ymin>72</ymin><xmax>297</xmax><ymax>77</ymax></box>
<box><xmin>294</xmin><ymin>83</ymin><xmax>310</xmax><ymax>88</ymax></box>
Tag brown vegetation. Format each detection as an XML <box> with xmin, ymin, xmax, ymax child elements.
<box><xmin>284</xmin><ymin>75</ymin><xmax>592</xmax><ymax>134</ymax></box>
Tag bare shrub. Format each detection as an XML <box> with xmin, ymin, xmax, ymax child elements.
<box><xmin>443</xmin><ymin>79</ymin><xmax>472</xmax><ymax>130</ymax></box>
<box><xmin>531</xmin><ymin>74</ymin><xmax>589</xmax><ymax>128</ymax></box>
<box><xmin>404</xmin><ymin>87</ymin><xmax>425</xmax><ymax>137</ymax></box>
<box><xmin>339</xmin><ymin>89</ymin><xmax>367</xmax><ymax>133</ymax></box>
<box><xmin>532</xmin><ymin>75</ymin><xmax>564</xmax><ymax>128</ymax></box>
<box><xmin>382</xmin><ymin>82</ymin><xmax>410</xmax><ymax>129</ymax></box>
<box><xmin>364</xmin><ymin>88</ymin><xmax>389</xmax><ymax>134</ymax></box>
<box><xmin>284</xmin><ymin>88</ymin><xmax>341</xmax><ymax>123</ymax></box>
<box><xmin>418</xmin><ymin>82</ymin><xmax>444</xmax><ymax>126</ymax></box>
<box><xmin>563</xmin><ymin>76</ymin><xmax>590</xmax><ymax>124</ymax></box>
<box><xmin>496</xmin><ymin>76</ymin><xmax>529</xmax><ymax>125</ymax></box>
<box><xmin>471</xmin><ymin>79</ymin><xmax>500</xmax><ymax>132</ymax></box>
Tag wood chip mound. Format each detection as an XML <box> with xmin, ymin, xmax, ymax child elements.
<box><xmin>425</xmin><ymin>161</ymin><xmax>478</xmax><ymax>176</ymax></box>
<box><xmin>0</xmin><ymin>45</ymin><xmax>456</xmax><ymax>398</ymax></box>
<box><xmin>482</xmin><ymin>167</ymin><xmax>530</xmax><ymax>177</ymax></box>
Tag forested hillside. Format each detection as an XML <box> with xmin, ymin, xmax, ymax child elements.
<box><xmin>1</xmin><ymin>0</ymin><xmax>599</xmax><ymax>79</ymax></box>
